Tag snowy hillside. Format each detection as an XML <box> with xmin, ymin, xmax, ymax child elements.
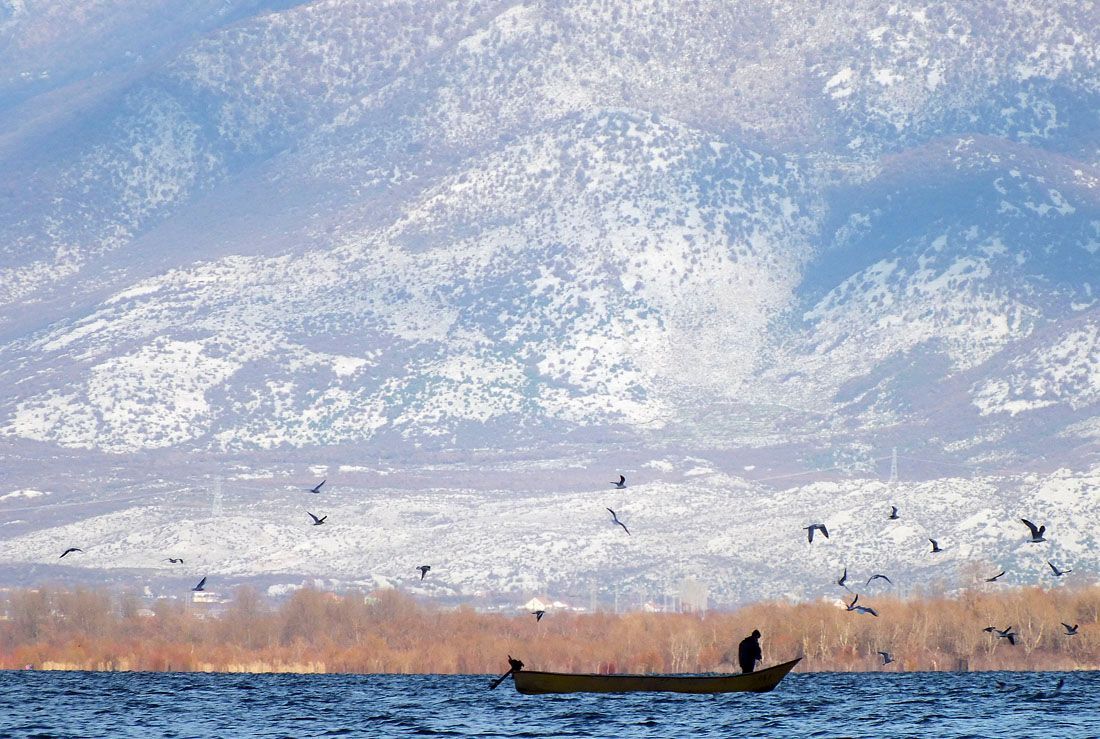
<box><xmin>0</xmin><ymin>0</ymin><xmax>1098</xmax><ymax>596</ymax></box>
<box><xmin>0</xmin><ymin>452</ymin><xmax>1096</xmax><ymax>606</ymax></box>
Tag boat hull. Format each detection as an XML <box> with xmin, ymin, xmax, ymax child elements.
<box><xmin>512</xmin><ymin>658</ymin><xmax>801</xmax><ymax>695</ymax></box>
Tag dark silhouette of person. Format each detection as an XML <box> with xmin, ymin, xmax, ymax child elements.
<box><xmin>738</xmin><ymin>629</ymin><xmax>762</xmax><ymax>674</ymax></box>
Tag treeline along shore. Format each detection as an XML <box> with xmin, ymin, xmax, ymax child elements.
<box><xmin>1</xmin><ymin>585</ymin><xmax>1096</xmax><ymax>674</ymax></box>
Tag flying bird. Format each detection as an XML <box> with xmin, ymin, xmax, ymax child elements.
<box><xmin>846</xmin><ymin>594</ymin><xmax>878</xmax><ymax>617</ymax></box>
<box><xmin>866</xmin><ymin>574</ymin><xmax>892</xmax><ymax>586</ymax></box>
<box><xmin>606</xmin><ymin>508</ymin><xmax>630</xmax><ymax>535</ymax></box>
<box><xmin>192</xmin><ymin>577</ymin><xmax>207</xmax><ymax>592</ymax></box>
<box><xmin>987</xmin><ymin>626</ymin><xmax>1017</xmax><ymax>645</ymax></box>
<box><xmin>1062</xmin><ymin>623</ymin><xmax>1079</xmax><ymax>636</ymax></box>
<box><xmin>985</xmin><ymin>570</ymin><xmax>1006</xmax><ymax>582</ymax></box>
<box><xmin>888</xmin><ymin>506</ymin><xmax>899</xmax><ymax>520</ymax></box>
<box><xmin>1020</xmin><ymin>518</ymin><xmax>1046</xmax><ymax>543</ymax></box>
<box><xmin>416</xmin><ymin>565</ymin><xmax>431</xmax><ymax>580</ymax></box>
<box><xmin>929</xmin><ymin>538</ymin><xmax>944</xmax><ymax>554</ymax></box>
<box><xmin>532</xmin><ymin>610</ymin><xmax>546</xmax><ymax>622</ymax></box>
<box><xmin>1048</xmin><ymin>561</ymin><xmax>1072</xmax><ymax>577</ymax></box>
<box><xmin>837</xmin><ymin>567</ymin><xmax>850</xmax><ymax>591</ymax></box>
<box><xmin>308</xmin><ymin>479</ymin><xmax>326</xmax><ymax>494</ymax></box>
<box><xmin>307</xmin><ymin>512</ymin><xmax>327</xmax><ymax>526</ymax></box>
<box><xmin>804</xmin><ymin>523</ymin><xmax>829</xmax><ymax>543</ymax></box>
<box><xmin>610</xmin><ymin>475</ymin><xmax>626</xmax><ymax>489</ymax></box>
<box><xmin>165</xmin><ymin>558</ymin><xmax>184</xmax><ymax>564</ymax></box>
<box><xmin>878</xmin><ymin>651</ymin><xmax>894</xmax><ymax>665</ymax></box>
<box><xmin>1038</xmin><ymin>677</ymin><xmax>1066</xmax><ymax>699</ymax></box>
<box><xmin>59</xmin><ymin>548</ymin><xmax>82</xmax><ymax>558</ymax></box>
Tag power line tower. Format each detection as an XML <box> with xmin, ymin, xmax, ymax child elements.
<box><xmin>888</xmin><ymin>447</ymin><xmax>898</xmax><ymax>485</ymax></box>
<box><xmin>211</xmin><ymin>475</ymin><xmax>223</xmax><ymax>518</ymax></box>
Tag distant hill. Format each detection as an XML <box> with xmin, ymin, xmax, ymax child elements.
<box><xmin>0</xmin><ymin>1</ymin><xmax>1096</xmax><ymax>599</ymax></box>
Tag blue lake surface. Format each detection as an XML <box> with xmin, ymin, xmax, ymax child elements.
<box><xmin>0</xmin><ymin>669</ymin><xmax>1096</xmax><ymax>737</ymax></box>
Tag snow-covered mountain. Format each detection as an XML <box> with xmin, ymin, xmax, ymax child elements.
<box><xmin>0</xmin><ymin>0</ymin><xmax>1097</xmax><ymax>600</ymax></box>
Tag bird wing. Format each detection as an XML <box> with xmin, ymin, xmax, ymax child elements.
<box><xmin>1021</xmin><ymin>518</ymin><xmax>1040</xmax><ymax>537</ymax></box>
<box><xmin>618</xmin><ymin>475</ymin><xmax>625</xmax><ymax>485</ymax></box>
<box><xmin>820</xmin><ymin>524</ymin><xmax>829</xmax><ymax>538</ymax></box>
<box><xmin>606</xmin><ymin>508</ymin><xmax>616</xmax><ymax>517</ymax></box>
<box><xmin>867</xmin><ymin>607</ymin><xmax>879</xmax><ymax>617</ymax></box>
<box><xmin>619</xmin><ymin>521</ymin><xmax>631</xmax><ymax>535</ymax></box>
<box><xmin>195</xmin><ymin>577</ymin><xmax>206</xmax><ymax>590</ymax></box>
<box><xmin>1048</xmin><ymin>561</ymin><xmax>1057</xmax><ymax>573</ymax></box>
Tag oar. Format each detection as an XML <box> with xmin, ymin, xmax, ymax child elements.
<box><xmin>488</xmin><ymin>655</ymin><xmax>524</xmax><ymax>690</ymax></box>
<box><xmin>488</xmin><ymin>668</ymin><xmax>515</xmax><ymax>690</ymax></box>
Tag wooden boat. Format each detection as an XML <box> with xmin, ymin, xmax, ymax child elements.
<box><xmin>511</xmin><ymin>657</ymin><xmax>801</xmax><ymax>695</ymax></box>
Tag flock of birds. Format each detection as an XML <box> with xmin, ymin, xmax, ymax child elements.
<box><xmin>56</xmin><ymin>472</ymin><xmax>638</xmax><ymax>621</ymax></box>
<box><xmin>802</xmin><ymin>509</ymin><xmax>1081</xmax><ymax>666</ymax></box>
<box><xmin>53</xmin><ymin>473</ymin><xmax>1086</xmax><ymax>665</ymax></box>
<box><xmin>54</xmin><ymin>477</ymin><xmax>436</xmax><ymax>597</ymax></box>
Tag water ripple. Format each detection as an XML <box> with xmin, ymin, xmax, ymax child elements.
<box><xmin>0</xmin><ymin>670</ymin><xmax>1097</xmax><ymax>737</ymax></box>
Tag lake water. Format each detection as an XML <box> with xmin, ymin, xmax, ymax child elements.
<box><xmin>1</xmin><ymin>669</ymin><xmax>1096</xmax><ymax>737</ymax></box>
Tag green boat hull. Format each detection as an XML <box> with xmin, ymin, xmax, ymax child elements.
<box><xmin>512</xmin><ymin>657</ymin><xmax>801</xmax><ymax>695</ymax></box>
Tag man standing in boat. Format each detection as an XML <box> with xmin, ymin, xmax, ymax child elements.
<box><xmin>738</xmin><ymin>629</ymin><xmax>762</xmax><ymax>674</ymax></box>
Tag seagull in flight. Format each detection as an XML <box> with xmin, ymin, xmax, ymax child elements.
<box><xmin>888</xmin><ymin>506</ymin><xmax>899</xmax><ymax>520</ymax></box>
<box><xmin>1034</xmin><ymin>677</ymin><xmax>1066</xmax><ymax>700</ymax></box>
<box><xmin>610</xmin><ymin>475</ymin><xmax>626</xmax><ymax>489</ymax></box>
<box><xmin>1021</xmin><ymin>518</ymin><xmax>1047</xmax><ymax>543</ymax></box>
<box><xmin>192</xmin><ymin>577</ymin><xmax>207</xmax><ymax>592</ymax></box>
<box><xmin>1048</xmin><ymin>561</ymin><xmax>1072</xmax><ymax>577</ymax></box>
<box><xmin>985</xmin><ymin>626</ymin><xmax>1017</xmax><ymax>645</ymax></box>
<box><xmin>416</xmin><ymin>565</ymin><xmax>431</xmax><ymax>580</ymax></box>
<box><xmin>1062</xmin><ymin>623</ymin><xmax>1079</xmax><ymax>636</ymax></box>
<box><xmin>308</xmin><ymin>479</ymin><xmax>326</xmax><ymax>494</ymax></box>
<box><xmin>845</xmin><ymin>594</ymin><xmax>878</xmax><ymax>617</ymax></box>
<box><xmin>836</xmin><ymin>567</ymin><xmax>851</xmax><ymax>591</ymax></box>
<box><xmin>59</xmin><ymin>547</ymin><xmax>82</xmax><ymax>558</ymax></box>
<box><xmin>985</xmin><ymin>570</ymin><xmax>1006</xmax><ymax>582</ymax></box>
<box><xmin>607</xmin><ymin>508</ymin><xmax>630</xmax><ymax>535</ymax></box>
<box><xmin>307</xmin><ymin>512</ymin><xmax>327</xmax><ymax>526</ymax></box>
<box><xmin>878</xmin><ymin>651</ymin><xmax>894</xmax><ymax>665</ymax></box>
<box><xmin>804</xmin><ymin>523</ymin><xmax>829</xmax><ymax>543</ymax></box>
<box><xmin>866</xmin><ymin>574</ymin><xmax>892</xmax><ymax>586</ymax></box>
<box><xmin>532</xmin><ymin>610</ymin><xmax>546</xmax><ymax>622</ymax></box>
<box><xmin>929</xmin><ymin>538</ymin><xmax>944</xmax><ymax>554</ymax></box>
<box><xmin>165</xmin><ymin>558</ymin><xmax>184</xmax><ymax>564</ymax></box>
